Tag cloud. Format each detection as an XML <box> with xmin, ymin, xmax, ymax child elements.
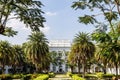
<box><xmin>40</xmin><ymin>24</ymin><xmax>50</xmax><ymax>34</ymax></box>
<box><xmin>45</xmin><ymin>12</ymin><xmax>57</xmax><ymax>16</ymax></box>
<box><xmin>7</xmin><ymin>15</ymin><xmax>30</xmax><ymax>31</ymax></box>
<box><xmin>6</xmin><ymin>14</ymin><xmax>50</xmax><ymax>34</ymax></box>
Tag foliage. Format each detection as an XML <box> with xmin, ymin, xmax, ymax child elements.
<box><xmin>69</xmin><ymin>32</ymin><xmax>95</xmax><ymax>76</ymax></box>
<box><xmin>72</xmin><ymin>75</ymin><xmax>86</xmax><ymax>80</ymax></box>
<box><xmin>71</xmin><ymin>0</ymin><xmax>120</xmax><ymax>75</ymax></box>
<box><xmin>33</xmin><ymin>74</ymin><xmax>49</xmax><ymax>80</ymax></box>
<box><xmin>72</xmin><ymin>0</ymin><xmax>120</xmax><ymax>26</ymax></box>
<box><xmin>2</xmin><ymin>27</ymin><xmax>18</xmax><ymax>37</ymax></box>
<box><xmin>12</xmin><ymin>45</ymin><xmax>25</xmax><ymax>66</ymax></box>
<box><xmin>48</xmin><ymin>72</ymin><xmax>55</xmax><ymax>78</ymax></box>
<box><xmin>49</xmin><ymin>51</ymin><xmax>58</xmax><ymax>66</ymax></box>
<box><xmin>22</xmin><ymin>74</ymin><xmax>33</xmax><ymax>80</ymax></box>
<box><xmin>12</xmin><ymin>74</ymin><xmax>23</xmax><ymax>79</ymax></box>
<box><xmin>0</xmin><ymin>74</ymin><xmax>12</xmax><ymax>80</ymax></box>
<box><xmin>0</xmin><ymin>74</ymin><xmax>41</xmax><ymax>79</ymax></box>
<box><xmin>95</xmin><ymin>72</ymin><xmax>115</xmax><ymax>79</ymax></box>
<box><xmin>23</xmin><ymin>31</ymin><xmax>49</xmax><ymax>72</ymax></box>
<box><xmin>0</xmin><ymin>40</ymin><xmax>13</xmax><ymax>71</ymax></box>
<box><xmin>67</xmin><ymin>72</ymin><xmax>73</xmax><ymax>77</ymax></box>
<box><xmin>0</xmin><ymin>0</ymin><xmax>45</xmax><ymax>36</ymax></box>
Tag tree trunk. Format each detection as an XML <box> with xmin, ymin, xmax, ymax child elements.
<box><xmin>2</xmin><ymin>64</ymin><xmax>5</xmax><ymax>74</ymax></box>
<box><xmin>2</xmin><ymin>58</ymin><xmax>5</xmax><ymax>74</ymax></box>
<box><xmin>103</xmin><ymin>66</ymin><xmax>107</xmax><ymax>74</ymax></box>
<box><xmin>89</xmin><ymin>65</ymin><xmax>91</xmax><ymax>73</ymax></box>
<box><xmin>82</xmin><ymin>63</ymin><xmax>85</xmax><ymax>78</ymax></box>
<box><xmin>78</xmin><ymin>60</ymin><xmax>81</xmax><ymax>74</ymax></box>
<box><xmin>70</xmin><ymin>66</ymin><xmax>74</xmax><ymax>73</ymax></box>
<box><xmin>35</xmin><ymin>64</ymin><xmax>39</xmax><ymax>73</ymax></box>
<box><xmin>115</xmin><ymin>63</ymin><xmax>118</xmax><ymax>76</ymax></box>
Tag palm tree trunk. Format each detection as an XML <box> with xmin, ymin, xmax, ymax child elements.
<box><xmin>70</xmin><ymin>66</ymin><xmax>74</xmax><ymax>73</ymax></box>
<box><xmin>2</xmin><ymin>64</ymin><xmax>5</xmax><ymax>74</ymax></box>
<box><xmin>115</xmin><ymin>63</ymin><xmax>118</xmax><ymax>76</ymax></box>
<box><xmin>78</xmin><ymin>60</ymin><xmax>81</xmax><ymax>74</ymax></box>
<box><xmin>2</xmin><ymin>57</ymin><xmax>5</xmax><ymax>73</ymax></box>
<box><xmin>82</xmin><ymin>63</ymin><xmax>85</xmax><ymax>78</ymax></box>
<box><xmin>82</xmin><ymin>58</ymin><xmax>86</xmax><ymax>78</ymax></box>
<box><xmin>103</xmin><ymin>66</ymin><xmax>107</xmax><ymax>74</ymax></box>
<box><xmin>35</xmin><ymin>64</ymin><xmax>39</xmax><ymax>73</ymax></box>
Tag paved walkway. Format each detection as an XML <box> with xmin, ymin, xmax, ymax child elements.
<box><xmin>48</xmin><ymin>74</ymin><xmax>72</xmax><ymax>80</ymax></box>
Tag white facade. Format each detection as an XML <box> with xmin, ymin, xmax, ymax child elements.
<box><xmin>48</xmin><ymin>40</ymin><xmax>120</xmax><ymax>74</ymax></box>
<box><xmin>49</xmin><ymin>40</ymin><xmax>71</xmax><ymax>73</ymax></box>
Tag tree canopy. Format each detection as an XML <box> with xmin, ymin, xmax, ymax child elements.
<box><xmin>0</xmin><ymin>0</ymin><xmax>45</xmax><ymax>36</ymax></box>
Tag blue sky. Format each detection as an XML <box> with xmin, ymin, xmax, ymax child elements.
<box><xmin>0</xmin><ymin>0</ymin><xmax>95</xmax><ymax>45</ymax></box>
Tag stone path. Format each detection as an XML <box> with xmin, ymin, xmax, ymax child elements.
<box><xmin>48</xmin><ymin>74</ymin><xmax>72</xmax><ymax>80</ymax></box>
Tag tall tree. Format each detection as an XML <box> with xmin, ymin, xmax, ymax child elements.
<box><xmin>0</xmin><ymin>40</ymin><xmax>13</xmax><ymax>73</ymax></box>
<box><xmin>68</xmin><ymin>50</ymin><xmax>76</xmax><ymax>73</ymax></box>
<box><xmin>12</xmin><ymin>45</ymin><xmax>25</xmax><ymax>73</ymax></box>
<box><xmin>92</xmin><ymin>22</ymin><xmax>120</xmax><ymax>75</ymax></box>
<box><xmin>23</xmin><ymin>31</ymin><xmax>49</xmax><ymax>72</ymax></box>
<box><xmin>72</xmin><ymin>32</ymin><xmax>95</xmax><ymax>77</ymax></box>
<box><xmin>0</xmin><ymin>0</ymin><xmax>45</xmax><ymax>36</ymax></box>
<box><xmin>72</xmin><ymin>0</ymin><xmax>120</xmax><ymax>76</ymax></box>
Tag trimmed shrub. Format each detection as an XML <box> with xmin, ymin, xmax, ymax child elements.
<box><xmin>96</xmin><ymin>72</ymin><xmax>114</xmax><ymax>79</ymax></box>
<box><xmin>0</xmin><ymin>74</ymin><xmax>12</xmax><ymax>80</ymax></box>
<box><xmin>67</xmin><ymin>72</ymin><xmax>72</xmax><ymax>77</ymax></box>
<box><xmin>31</xmin><ymin>74</ymin><xmax>40</xmax><ymax>79</ymax></box>
<box><xmin>22</xmin><ymin>74</ymin><xmax>32</xmax><ymax>80</ymax></box>
<box><xmin>85</xmin><ymin>74</ymin><xmax>98</xmax><ymax>80</ymax></box>
<box><xmin>102</xmin><ymin>74</ymin><xmax>114</xmax><ymax>78</ymax></box>
<box><xmin>33</xmin><ymin>74</ymin><xmax>49</xmax><ymax>80</ymax></box>
<box><xmin>12</xmin><ymin>74</ymin><xmax>23</xmax><ymax>79</ymax></box>
<box><xmin>48</xmin><ymin>72</ymin><xmax>55</xmax><ymax>78</ymax></box>
<box><xmin>72</xmin><ymin>75</ymin><xmax>86</xmax><ymax>80</ymax></box>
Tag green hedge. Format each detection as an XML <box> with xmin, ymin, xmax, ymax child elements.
<box><xmin>85</xmin><ymin>74</ymin><xmax>98</xmax><ymax>80</ymax></box>
<box><xmin>0</xmin><ymin>74</ymin><xmax>12</xmax><ymax>80</ymax></box>
<box><xmin>72</xmin><ymin>75</ymin><xmax>86</xmax><ymax>80</ymax></box>
<box><xmin>67</xmin><ymin>72</ymin><xmax>73</xmax><ymax>77</ymax></box>
<box><xmin>96</xmin><ymin>72</ymin><xmax>114</xmax><ymax>79</ymax></box>
<box><xmin>70</xmin><ymin>72</ymin><xmax>115</xmax><ymax>80</ymax></box>
<box><xmin>0</xmin><ymin>74</ymin><xmax>41</xmax><ymax>80</ymax></box>
<box><xmin>33</xmin><ymin>74</ymin><xmax>49</xmax><ymax>80</ymax></box>
<box><xmin>48</xmin><ymin>72</ymin><xmax>55</xmax><ymax>78</ymax></box>
<box><xmin>12</xmin><ymin>74</ymin><xmax>23</xmax><ymax>79</ymax></box>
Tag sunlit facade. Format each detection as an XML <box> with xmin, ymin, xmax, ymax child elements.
<box><xmin>49</xmin><ymin>40</ymin><xmax>71</xmax><ymax>73</ymax></box>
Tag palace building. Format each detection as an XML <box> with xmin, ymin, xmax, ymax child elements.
<box><xmin>49</xmin><ymin>40</ymin><xmax>71</xmax><ymax>73</ymax></box>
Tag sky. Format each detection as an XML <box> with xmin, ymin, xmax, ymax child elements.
<box><xmin>0</xmin><ymin>0</ymin><xmax>95</xmax><ymax>45</ymax></box>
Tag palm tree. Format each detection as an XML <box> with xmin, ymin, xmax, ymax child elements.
<box><xmin>23</xmin><ymin>31</ymin><xmax>49</xmax><ymax>72</ymax></box>
<box><xmin>107</xmin><ymin>43</ymin><xmax>120</xmax><ymax>76</ymax></box>
<box><xmin>0</xmin><ymin>40</ymin><xmax>13</xmax><ymax>73</ymax></box>
<box><xmin>95</xmin><ymin>43</ymin><xmax>110</xmax><ymax>74</ymax></box>
<box><xmin>73</xmin><ymin>32</ymin><xmax>95</xmax><ymax>77</ymax></box>
<box><xmin>67</xmin><ymin>51</ymin><xmax>76</xmax><ymax>73</ymax></box>
<box><xmin>92</xmin><ymin>24</ymin><xmax>120</xmax><ymax>76</ymax></box>
<box><xmin>12</xmin><ymin>45</ymin><xmax>25</xmax><ymax>73</ymax></box>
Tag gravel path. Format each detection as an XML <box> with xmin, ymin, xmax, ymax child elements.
<box><xmin>48</xmin><ymin>74</ymin><xmax>72</xmax><ymax>80</ymax></box>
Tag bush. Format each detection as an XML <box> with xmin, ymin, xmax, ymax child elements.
<box><xmin>12</xmin><ymin>74</ymin><xmax>23</xmax><ymax>79</ymax></box>
<box><xmin>48</xmin><ymin>72</ymin><xmax>55</xmax><ymax>78</ymax></box>
<box><xmin>22</xmin><ymin>74</ymin><xmax>32</xmax><ymax>80</ymax></box>
<box><xmin>72</xmin><ymin>75</ymin><xmax>86</xmax><ymax>80</ymax></box>
<box><xmin>102</xmin><ymin>74</ymin><xmax>114</xmax><ymax>78</ymax></box>
<box><xmin>0</xmin><ymin>74</ymin><xmax>12</xmax><ymax>80</ymax></box>
<box><xmin>96</xmin><ymin>72</ymin><xmax>114</xmax><ymax>79</ymax></box>
<box><xmin>85</xmin><ymin>74</ymin><xmax>98</xmax><ymax>79</ymax></box>
<box><xmin>33</xmin><ymin>74</ymin><xmax>49</xmax><ymax>80</ymax></box>
<box><xmin>67</xmin><ymin>72</ymin><xmax>72</xmax><ymax>77</ymax></box>
<box><xmin>31</xmin><ymin>74</ymin><xmax>40</xmax><ymax>79</ymax></box>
